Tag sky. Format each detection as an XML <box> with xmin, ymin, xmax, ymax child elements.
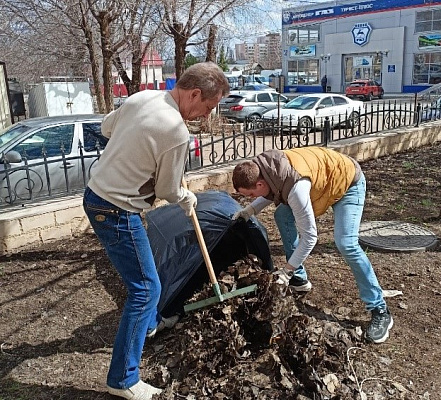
<box><xmin>225</xmin><ymin>0</ymin><xmax>329</xmax><ymax>44</ymax></box>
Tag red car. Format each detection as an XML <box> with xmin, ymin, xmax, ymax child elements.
<box><xmin>345</xmin><ymin>79</ymin><xmax>384</xmax><ymax>101</ymax></box>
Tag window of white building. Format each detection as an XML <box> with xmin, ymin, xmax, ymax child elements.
<box><xmin>415</xmin><ymin>9</ymin><xmax>441</xmax><ymax>32</ymax></box>
<box><xmin>413</xmin><ymin>52</ymin><xmax>441</xmax><ymax>84</ymax></box>
<box><xmin>287</xmin><ymin>59</ymin><xmax>319</xmax><ymax>85</ymax></box>
<box><xmin>286</xmin><ymin>26</ymin><xmax>320</xmax><ymax>45</ymax></box>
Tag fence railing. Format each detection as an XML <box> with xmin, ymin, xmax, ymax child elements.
<box><xmin>194</xmin><ymin>99</ymin><xmax>423</xmax><ymax>169</ymax></box>
<box><xmin>0</xmin><ymin>99</ymin><xmax>436</xmax><ymax>209</ymax></box>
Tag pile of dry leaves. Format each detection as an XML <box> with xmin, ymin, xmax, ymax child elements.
<box><xmin>145</xmin><ymin>256</ymin><xmax>383</xmax><ymax>400</ymax></box>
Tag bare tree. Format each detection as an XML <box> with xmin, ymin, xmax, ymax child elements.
<box><xmin>85</xmin><ymin>0</ymin><xmax>164</xmax><ymax>110</ymax></box>
<box><xmin>159</xmin><ymin>0</ymin><xmax>250</xmax><ymax>80</ymax></box>
<box><xmin>0</xmin><ymin>0</ymin><xmax>163</xmax><ymax>113</ymax></box>
<box><xmin>0</xmin><ymin>1</ymin><xmax>86</xmax><ymax>85</ymax></box>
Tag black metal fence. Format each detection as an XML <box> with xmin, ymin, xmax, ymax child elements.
<box><xmin>0</xmin><ymin>99</ymin><xmax>437</xmax><ymax>209</ymax></box>
<box><xmin>0</xmin><ymin>142</ymin><xmax>104</xmax><ymax>209</ymax></box>
<box><xmin>194</xmin><ymin>99</ymin><xmax>424</xmax><ymax>170</ymax></box>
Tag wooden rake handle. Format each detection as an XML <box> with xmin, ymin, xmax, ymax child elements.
<box><xmin>181</xmin><ymin>178</ymin><xmax>221</xmax><ymax>292</ymax></box>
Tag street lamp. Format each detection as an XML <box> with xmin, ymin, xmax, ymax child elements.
<box><xmin>376</xmin><ymin>50</ymin><xmax>389</xmax><ymax>57</ymax></box>
<box><xmin>320</xmin><ymin>53</ymin><xmax>331</xmax><ymax>75</ymax></box>
<box><xmin>320</xmin><ymin>54</ymin><xmax>331</xmax><ymax>91</ymax></box>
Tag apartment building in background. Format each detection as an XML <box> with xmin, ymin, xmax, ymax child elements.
<box><xmin>235</xmin><ymin>33</ymin><xmax>282</xmax><ymax>70</ymax></box>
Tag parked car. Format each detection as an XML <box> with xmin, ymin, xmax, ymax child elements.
<box><xmin>421</xmin><ymin>96</ymin><xmax>441</xmax><ymax>121</ymax></box>
<box><xmin>262</xmin><ymin>93</ymin><xmax>364</xmax><ymax>134</ymax></box>
<box><xmin>219</xmin><ymin>91</ymin><xmax>289</xmax><ymax>122</ymax></box>
<box><xmin>345</xmin><ymin>79</ymin><xmax>384</xmax><ymax>101</ymax></box>
<box><xmin>0</xmin><ymin>114</ymin><xmax>201</xmax><ymax>205</ymax></box>
<box><xmin>231</xmin><ymin>84</ymin><xmax>276</xmax><ymax>92</ymax></box>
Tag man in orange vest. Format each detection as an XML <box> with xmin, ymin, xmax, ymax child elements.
<box><xmin>232</xmin><ymin>147</ymin><xmax>393</xmax><ymax>344</ymax></box>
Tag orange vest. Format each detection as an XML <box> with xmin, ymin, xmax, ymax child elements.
<box><xmin>282</xmin><ymin>147</ymin><xmax>356</xmax><ymax>216</ymax></box>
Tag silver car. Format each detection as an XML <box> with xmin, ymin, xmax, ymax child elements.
<box><xmin>219</xmin><ymin>91</ymin><xmax>289</xmax><ymax>122</ymax></box>
<box><xmin>0</xmin><ymin>114</ymin><xmax>201</xmax><ymax>206</ymax></box>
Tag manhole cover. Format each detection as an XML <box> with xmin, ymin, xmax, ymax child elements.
<box><xmin>359</xmin><ymin>221</ymin><xmax>439</xmax><ymax>252</ymax></box>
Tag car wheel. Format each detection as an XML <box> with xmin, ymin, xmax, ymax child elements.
<box><xmin>297</xmin><ymin>117</ymin><xmax>312</xmax><ymax>135</ymax></box>
<box><xmin>366</xmin><ymin>92</ymin><xmax>373</xmax><ymax>101</ymax></box>
<box><xmin>246</xmin><ymin>114</ymin><xmax>262</xmax><ymax>130</ymax></box>
<box><xmin>347</xmin><ymin>111</ymin><xmax>360</xmax><ymax>128</ymax></box>
<box><xmin>378</xmin><ymin>91</ymin><xmax>384</xmax><ymax>99</ymax></box>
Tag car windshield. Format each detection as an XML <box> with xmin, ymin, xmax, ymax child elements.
<box><xmin>0</xmin><ymin>123</ymin><xmax>31</xmax><ymax>147</ymax></box>
<box><xmin>284</xmin><ymin>96</ymin><xmax>320</xmax><ymax>110</ymax></box>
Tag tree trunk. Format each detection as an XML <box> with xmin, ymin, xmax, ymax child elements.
<box><xmin>173</xmin><ymin>23</ymin><xmax>187</xmax><ymax>81</ymax></box>
<box><xmin>99</xmin><ymin>12</ymin><xmax>114</xmax><ymax>113</ymax></box>
<box><xmin>79</xmin><ymin>2</ymin><xmax>105</xmax><ymax>113</ymax></box>
<box><xmin>130</xmin><ymin>39</ymin><xmax>142</xmax><ymax>95</ymax></box>
<box><xmin>205</xmin><ymin>24</ymin><xmax>217</xmax><ymax>63</ymax></box>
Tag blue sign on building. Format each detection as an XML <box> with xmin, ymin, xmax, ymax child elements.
<box><xmin>282</xmin><ymin>0</ymin><xmax>441</xmax><ymax>25</ymax></box>
<box><xmin>351</xmin><ymin>23</ymin><xmax>372</xmax><ymax>46</ymax></box>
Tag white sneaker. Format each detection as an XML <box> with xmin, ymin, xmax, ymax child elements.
<box><xmin>107</xmin><ymin>380</ymin><xmax>162</xmax><ymax>400</ymax></box>
<box><xmin>146</xmin><ymin>315</ymin><xmax>179</xmax><ymax>338</ymax></box>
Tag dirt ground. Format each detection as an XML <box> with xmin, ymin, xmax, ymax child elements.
<box><xmin>0</xmin><ymin>141</ymin><xmax>440</xmax><ymax>400</ymax></box>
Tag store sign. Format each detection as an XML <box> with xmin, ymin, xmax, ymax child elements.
<box><xmin>418</xmin><ymin>34</ymin><xmax>441</xmax><ymax>49</ymax></box>
<box><xmin>352</xmin><ymin>23</ymin><xmax>372</xmax><ymax>46</ymax></box>
<box><xmin>282</xmin><ymin>0</ymin><xmax>441</xmax><ymax>25</ymax></box>
<box><xmin>354</xmin><ymin>56</ymin><xmax>373</xmax><ymax>67</ymax></box>
<box><xmin>289</xmin><ymin>44</ymin><xmax>316</xmax><ymax>57</ymax></box>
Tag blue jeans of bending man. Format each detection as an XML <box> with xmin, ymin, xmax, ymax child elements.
<box><xmin>273</xmin><ymin>173</ymin><xmax>386</xmax><ymax>311</ymax></box>
<box><xmin>83</xmin><ymin>187</ymin><xmax>161</xmax><ymax>389</ymax></box>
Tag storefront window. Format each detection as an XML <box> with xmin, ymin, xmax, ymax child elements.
<box><xmin>416</xmin><ymin>9</ymin><xmax>441</xmax><ymax>32</ymax></box>
<box><xmin>343</xmin><ymin>54</ymin><xmax>383</xmax><ymax>87</ymax></box>
<box><xmin>286</xmin><ymin>25</ymin><xmax>320</xmax><ymax>45</ymax></box>
<box><xmin>413</xmin><ymin>53</ymin><xmax>441</xmax><ymax>84</ymax></box>
<box><xmin>287</xmin><ymin>59</ymin><xmax>319</xmax><ymax>85</ymax></box>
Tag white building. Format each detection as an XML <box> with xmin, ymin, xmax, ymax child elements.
<box><xmin>281</xmin><ymin>0</ymin><xmax>441</xmax><ymax>94</ymax></box>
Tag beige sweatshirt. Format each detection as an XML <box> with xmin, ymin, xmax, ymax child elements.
<box><xmin>88</xmin><ymin>90</ymin><xmax>190</xmax><ymax>213</ymax></box>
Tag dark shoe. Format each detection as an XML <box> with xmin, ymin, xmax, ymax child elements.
<box><xmin>146</xmin><ymin>315</ymin><xmax>179</xmax><ymax>338</ymax></box>
<box><xmin>274</xmin><ymin>268</ymin><xmax>312</xmax><ymax>292</ymax></box>
<box><xmin>366</xmin><ymin>307</ymin><xmax>394</xmax><ymax>343</ymax></box>
<box><xmin>289</xmin><ymin>275</ymin><xmax>312</xmax><ymax>292</ymax></box>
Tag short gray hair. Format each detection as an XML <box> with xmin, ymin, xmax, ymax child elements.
<box><xmin>176</xmin><ymin>62</ymin><xmax>230</xmax><ymax>100</ymax></box>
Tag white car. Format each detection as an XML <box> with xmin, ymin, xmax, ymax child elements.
<box><xmin>262</xmin><ymin>93</ymin><xmax>364</xmax><ymax>134</ymax></box>
<box><xmin>0</xmin><ymin>115</ymin><xmax>201</xmax><ymax>206</ymax></box>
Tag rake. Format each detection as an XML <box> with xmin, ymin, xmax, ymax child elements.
<box><xmin>182</xmin><ymin>179</ymin><xmax>257</xmax><ymax>312</ymax></box>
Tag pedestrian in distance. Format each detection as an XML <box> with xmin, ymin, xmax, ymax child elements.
<box><xmin>321</xmin><ymin>75</ymin><xmax>328</xmax><ymax>92</ymax></box>
<box><xmin>83</xmin><ymin>62</ymin><xmax>230</xmax><ymax>400</ymax></box>
<box><xmin>232</xmin><ymin>147</ymin><xmax>393</xmax><ymax>344</ymax></box>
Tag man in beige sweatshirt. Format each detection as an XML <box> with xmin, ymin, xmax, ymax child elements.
<box><xmin>83</xmin><ymin>62</ymin><xmax>229</xmax><ymax>400</ymax></box>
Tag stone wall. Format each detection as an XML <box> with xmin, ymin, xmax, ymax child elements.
<box><xmin>1</xmin><ymin>122</ymin><xmax>440</xmax><ymax>255</ymax></box>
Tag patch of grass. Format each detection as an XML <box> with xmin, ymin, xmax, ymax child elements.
<box><xmin>402</xmin><ymin>161</ymin><xmax>416</xmax><ymax>169</ymax></box>
<box><xmin>394</xmin><ymin>203</ymin><xmax>405</xmax><ymax>211</ymax></box>
<box><xmin>421</xmin><ymin>198</ymin><xmax>434</xmax><ymax>207</ymax></box>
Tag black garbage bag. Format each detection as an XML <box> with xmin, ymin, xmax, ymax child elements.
<box><xmin>146</xmin><ymin>190</ymin><xmax>273</xmax><ymax>316</ymax></box>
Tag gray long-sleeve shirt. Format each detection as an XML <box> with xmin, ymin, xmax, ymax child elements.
<box><xmin>250</xmin><ymin>179</ymin><xmax>318</xmax><ymax>268</ymax></box>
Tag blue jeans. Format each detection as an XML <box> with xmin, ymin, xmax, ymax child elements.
<box><xmin>83</xmin><ymin>187</ymin><xmax>161</xmax><ymax>389</ymax></box>
<box><xmin>274</xmin><ymin>173</ymin><xmax>386</xmax><ymax>311</ymax></box>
